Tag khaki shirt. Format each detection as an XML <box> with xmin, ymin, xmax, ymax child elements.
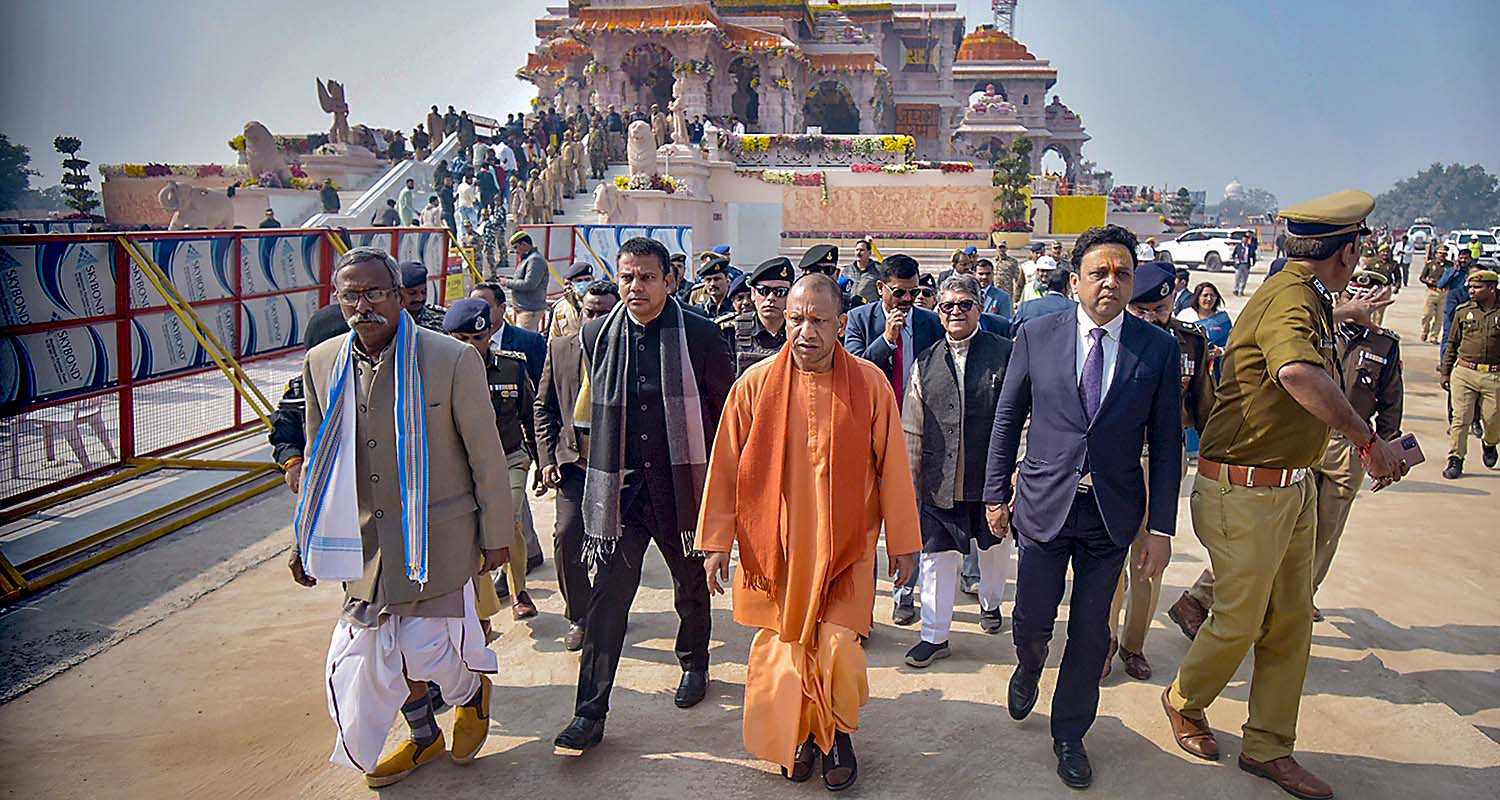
<box><xmin>1440</xmin><ymin>301</ymin><xmax>1500</xmax><ymax>374</ymax></box>
<box><xmin>1199</xmin><ymin>259</ymin><xmax>1339</xmax><ymax>469</ymax></box>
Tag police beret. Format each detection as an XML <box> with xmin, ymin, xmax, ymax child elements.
<box><xmin>565</xmin><ymin>260</ymin><xmax>594</xmax><ymax>280</ymax></box>
<box><xmin>963</xmin><ymin>245</ymin><xmax>978</xmax><ymax>256</ymax></box>
<box><xmin>917</xmin><ymin>273</ymin><xmax>936</xmax><ymax>289</ymax></box>
<box><xmin>1470</xmin><ymin>269</ymin><xmax>1499</xmax><ymax>283</ymax></box>
<box><xmin>1130</xmin><ymin>263</ymin><xmax>1177</xmax><ymax>303</ymax></box>
<box><xmin>798</xmin><ymin>244</ymin><xmax>839</xmax><ymax>271</ymax></box>
<box><xmin>1278</xmin><ymin>189</ymin><xmax>1375</xmax><ymax>238</ymax></box>
<box><xmin>399</xmin><ymin>261</ymin><xmax>429</xmax><ymax>288</ymax></box>
<box><xmin>507</xmin><ymin>230</ymin><xmax>532</xmax><ymax>246</ymax></box>
<box><xmin>699</xmin><ymin>255</ymin><xmax>730</xmax><ymax>276</ymax></box>
<box><xmin>726</xmin><ymin>274</ymin><xmax>750</xmax><ymax>298</ymax></box>
<box><xmin>712</xmin><ymin>244</ymin><xmax>731</xmax><ymax>256</ymax></box>
<box><xmin>1028</xmin><ymin>241</ymin><xmax>1046</xmax><ymax>253</ymax></box>
<box><xmin>1350</xmin><ymin>269</ymin><xmax>1391</xmax><ymax>288</ymax></box>
<box><xmin>748</xmin><ymin>256</ymin><xmax>794</xmax><ymax>286</ymax></box>
<box><xmin>443</xmin><ymin>297</ymin><xmax>492</xmax><ymax>333</ymax></box>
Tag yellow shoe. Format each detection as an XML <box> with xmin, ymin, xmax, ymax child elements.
<box><xmin>451</xmin><ymin>675</ymin><xmax>492</xmax><ymax>764</ymax></box>
<box><xmin>364</xmin><ymin>733</ymin><xmax>447</xmax><ymax>788</ymax></box>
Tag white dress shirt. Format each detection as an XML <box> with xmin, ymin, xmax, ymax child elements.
<box><xmin>497</xmin><ymin>142</ymin><xmax>517</xmax><ymax>172</ymax></box>
<box><xmin>1074</xmin><ymin>304</ymin><xmax>1124</xmax><ymax>401</ymax></box>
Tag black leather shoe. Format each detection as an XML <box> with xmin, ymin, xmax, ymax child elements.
<box><xmin>674</xmin><ymin>670</ymin><xmax>708</xmax><ymax>708</ymax></box>
<box><xmin>1008</xmin><ymin>668</ymin><xmax>1040</xmax><ymax>721</ymax></box>
<box><xmin>1484</xmin><ymin>444</ymin><xmax>1498</xmax><ymax>469</ymax></box>
<box><xmin>822</xmin><ymin>732</ymin><xmax>858</xmax><ymax>791</ymax></box>
<box><xmin>553</xmin><ymin>716</ymin><xmax>605</xmax><ymax>756</ymax></box>
<box><xmin>892</xmin><ymin>604</ymin><xmax>917</xmax><ymax>626</ymax></box>
<box><xmin>1443</xmin><ymin>456</ymin><xmax>1463</xmax><ymax>479</ymax></box>
<box><xmin>779</xmin><ymin>735</ymin><xmax>818</xmax><ymax>783</ymax></box>
<box><xmin>1053</xmin><ymin>739</ymin><xmax>1093</xmax><ymax>789</ymax></box>
<box><xmin>563</xmin><ymin>622</ymin><xmax>585</xmax><ymax>652</ymax></box>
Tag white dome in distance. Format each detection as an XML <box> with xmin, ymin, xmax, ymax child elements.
<box><xmin>1224</xmin><ymin>179</ymin><xmax>1243</xmax><ymax>198</ymax></box>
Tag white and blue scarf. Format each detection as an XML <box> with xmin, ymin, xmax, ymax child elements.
<box><xmin>293</xmin><ymin>310</ymin><xmax>429</xmax><ymax>584</ymax></box>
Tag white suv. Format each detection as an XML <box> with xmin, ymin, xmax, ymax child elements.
<box><xmin>1443</xmin><ymin>229</ymin><xmax>1499</xmax><ymax>261</ymax></box>
<box><xmin>1154</xmin><ymin>228</ymin><xmax>1252</xmax><ymax>271</ymax></box>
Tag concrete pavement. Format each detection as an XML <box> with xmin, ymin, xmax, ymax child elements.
<box><xmin>1</xmin><ymin>260</ymin><xmax>1497</xmax><ymax>799</ymax></box>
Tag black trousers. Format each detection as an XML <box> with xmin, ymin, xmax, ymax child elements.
<box><xmin>574</xmin><ymin>486</ymin><xmax>711</xmax><ymax>720</ymax></box>
<box><xmin>1011</xmin><ymin>488</ymin><xmax>1130</xmax><ymax>743</ymax></box>
<box><xmin>553</xmin><ymin>464</ymin><xmax>591</xmax><ymax>624</ymax></box>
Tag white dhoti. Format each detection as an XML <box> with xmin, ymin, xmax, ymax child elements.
<box><xmin>324</xmin><ymin>582</ymin><xmax>497</xmax><ymax>772</ymax></box>
<box><xmin>919</xmin><ymin>540</ymin><xmax>1012</xmax><ymax>644</ymax></box>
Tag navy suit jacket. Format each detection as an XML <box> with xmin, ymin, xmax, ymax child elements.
<box><xmin>980</xmin><ymin>312</ymin><xmax>1013</xmax><ymax>339</ymax></box>
<box><xmin>843</xmin><ymin>303</ymin><xmax>943</xmax><ymax>385</ymax></box>
<box><xmin>1012</xmin><ymin>293</ymin><xmax>1076</xmax><ymax>328</ymax></box>
<box><xmin>983</xmin><ymin>309</ymin><xmax>1182</xmax><ymax>546</ymax></box>
<box><xmin>498</xmin><ymin>322</ymin><xmax>547</xmax><ymax>386</ymax></box>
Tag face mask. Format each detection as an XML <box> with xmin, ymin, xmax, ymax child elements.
<box><xmin>572</xmin><ymin>280</ymin><xmax>592</xmax><ymax>294</ymax></box>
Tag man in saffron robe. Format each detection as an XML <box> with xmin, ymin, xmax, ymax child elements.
<box><xmin>698</xmin><ymin>274</ymin><xmax>920</xmax><ymax>792</ymax></box>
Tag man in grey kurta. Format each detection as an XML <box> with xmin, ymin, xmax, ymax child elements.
<box><xmin>504</xmin><ymin>231</ymin><xmax>551</xmax><ymax>332</ymax></box>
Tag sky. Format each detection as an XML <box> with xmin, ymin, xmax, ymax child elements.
<box><xmin>2</xmin><ymin>0</ymin><xmax>1496</xmax><ymax>205</ymax></box>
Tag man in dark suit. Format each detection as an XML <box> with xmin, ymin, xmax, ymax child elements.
<box><xmin>554</xmin><ymin>238</ymin><xmax>734</xmax><ymax>756</ymax></box>
<box><xmin>535</xmin><ymin>281</ymin><xmax>619</xmax><ymax>651</ymax></box>
<box><xmin>1012</xmin><ymin>265</ymin><xmax>1076</xmax><ymax>328</ymax></box>
<box><xmin>843</xmin><ymin>253</ymin><xmax>942</xmax><ymax>624</ymax></box>
<box><xmin>984</xmin><ymin>225</ymin><xmax>1182</xmax><ymax>790</ymax></box>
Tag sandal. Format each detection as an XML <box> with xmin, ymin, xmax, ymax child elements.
<box><xmin>821</xmin><ymin>732</ymin><xmax>858</xmax><ymax>792</ymax></box>
<box><xmin>778</xmin><ymin>735</ymin><xmax>818</xmax><ymax>782</ymax></box>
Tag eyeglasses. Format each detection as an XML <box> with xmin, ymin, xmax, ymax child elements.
<box><xmin>753</xmin><ymin>285</ymin><xmax>790</xmax><ymax>298</ymax></box>
<box><xmin>885</xmin><ymin>287</ymin><xmax>916</xmax><ymax>299</ymax></box>
<box><xmin>335</xmin><ymin>288</ymin><xmax>398</xmax><ymax>305</ymax></box>
<box><xmin>915</xmin><ymin>288</ymin><xmax>936</xmax><ymax>299</ymax></box>
<box><xmin>937</xmin><ymin>299</ymin><xmax>975</xmax><ymax>314</ymax></box>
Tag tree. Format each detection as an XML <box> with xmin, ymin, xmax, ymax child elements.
<box><xmin>1371</xmin><ymin>163</ymin><xmax>1499</xmax><ymax>231</ymax></box>
<box><xmin>0</xmin><ymin>133</ymin><xmax>42</xmax><ymax>212</ymax></box>
<box><xmin>992</xmin><ymin>137</ymin><xmax>1034</xmax><ymax>231</ymax></box>
<box><xmin>1216</xmin><ymin>186</ymin><xmax>1278</xmax><ymax>223</ymax></box>
<box><xmin>54</xmin><ymin>135</ymin><xmax>99</xmax><ymax>215</ymax></box>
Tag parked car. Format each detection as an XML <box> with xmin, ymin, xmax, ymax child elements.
<box><xmin>1442</xmin><ymin>229</ymin><xmax>1500</xmax><ymax>261</ymax></box>
<box><xmin>1406</xmin><ymin>223</ymin><xmax>1434</xmax><ymax>249</ymax></box>
<box><xmin>1153</xmin><ymin>228</ymin><xmax>1253</xmax><ymax>271</ymax></box>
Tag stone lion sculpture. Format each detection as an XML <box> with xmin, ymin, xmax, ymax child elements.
<box><xmin>592</xmin><ymin>180</ymin><xmax>627</xmax><ymax>224</ymax></box>
<box><xmin>159</xmin><ymin>180</ymin><xmax>235</xmax><ymax>230</ymax></box>
<box><xmin>626</xmin><ymin>120</ymin><xmax>658</xmax><ymax>176</ymax></box>
<box><xmin>243</xmin><ymin>121</ymin><xmax>292</xmax><ymax>187</ymax></box>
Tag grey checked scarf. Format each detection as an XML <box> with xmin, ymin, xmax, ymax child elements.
<box><xmin>581</xmin><ymin>298</ymin><xmax>708</xmax><ymax>566</ymax></box>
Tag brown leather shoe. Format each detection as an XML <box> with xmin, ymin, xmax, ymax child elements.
<box><xmin>1100</xmin><ymin>636</ymin><xmax>1117</xmax><ymax>681</ymax></box>
<box><xmin>1168</xmin><ymin>592</ymin><xmax>1208</xmax><ymax>640</ymax></box>
<box><xmin>512</xmin><ymin>591</ymin><xmax>538</xmax><ymax>620</ymax></box>
<box><xmin>1237</xmin><ymin>754</ymin><xmax>1333</xmax><ymax>800</ymax></box>
<box><xmin>1161</xmin><ymin>687</ymin><xmax>1219</xmax><ymax>761</ymax></box>
<box><xmin>1120</xmin><ymin>647</ymin><xmax>1151</xmax><ymax>680</ymax></box>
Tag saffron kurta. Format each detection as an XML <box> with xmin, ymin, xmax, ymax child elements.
<box><xmin>696</xmin><ymin>355</ymin><xmax>921</xmax><ymax>768</ymax></box>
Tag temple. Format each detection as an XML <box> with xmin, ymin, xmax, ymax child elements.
<box><xmin>520</xmin><ymin>1</ymin><xmax>1089</xmax><ymax>174</ymax></box>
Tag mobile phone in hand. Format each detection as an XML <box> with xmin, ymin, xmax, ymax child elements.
<box><xmin>1396</xmin><ymin>433</ymin><xmax>1424</xmax><ymax>468</ymax></box>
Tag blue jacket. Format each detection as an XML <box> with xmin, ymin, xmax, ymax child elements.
<box><xmin>498</xmin><ymin>322</ymin><xmax>547</xmax><ymax>386</ymax></box>
<box><xmin>843</xmin><ymin>303</ymin><xmax>943</xmax><ymax>387</ymax></box>
<box><xmin>984</xmin><ymin>309</ymin><xmax>1183</xmax><ymax>546</ymax></box>
<box><xmin>1012</xmin><ymin>292</ymin><xmax>1076</xmax><ymax>328</ymax></box>
<box><xmin>981</xmin><ymin>285</ymin><xmax>1013</xmax><ymax>317</ymax></box>
<box><xmin>1439</xmin><ymin>266</ymin><xmax>1471</xmax><ymax>349</ymax></box>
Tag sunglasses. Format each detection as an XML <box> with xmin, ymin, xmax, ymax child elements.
<box><xmin>915</xmin><ymin>288</ymin><xmax>936</xmax><ymax>299</ymax></box>
<box><xmin>885</xmin><ymin>287</ymin><xmax>917</xmax><ymax>299</ymax></box>
<box><xmin>937</xmin><ymin>299</ymin><xmax>976</xmax><ymax>314</ymax></box>
<box><xmin>335</xmin><ymin>288</ymin><xmax>398</xmax><ymax>306</ymax></box>
<box><xmin>753</xmin><ymin>285</ymin><xmax>790</xmax><ymax>298</ymax></box>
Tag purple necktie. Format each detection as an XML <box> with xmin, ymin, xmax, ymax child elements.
<box><xmin>1081</xmin><ymin>327</ymin><xmax>1105</xmax><ymax>421</ymax></box>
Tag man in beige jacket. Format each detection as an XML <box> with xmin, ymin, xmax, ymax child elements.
<box><xmin>291</xmin><ymin>247</ymin><xmax>514</xmax><ymax>789</ymax></box>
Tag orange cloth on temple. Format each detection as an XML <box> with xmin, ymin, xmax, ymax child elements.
<box><xmin>696</xmin><ymin>350</ymin><xmax>921</xmax><ymax>767</ymax></box>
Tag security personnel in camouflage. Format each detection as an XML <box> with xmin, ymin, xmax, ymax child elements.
<box><xmin>1309</xmin><ymin>269</ymin><xmax>1403</xmax><ymax>616</ymax></box>
<box><xmin>399</xmin><ymin>261</ymin><xmax>448</xmax><ymax>331</ymax></box>
<box><xmin>720</xmin><ymin>256</ymin><xmax>793</xmax><ymax>377</ymax></box>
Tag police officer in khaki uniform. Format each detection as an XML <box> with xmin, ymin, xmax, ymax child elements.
<box><xmin>1439</xmin><ymin>268</ymin><xmax>1500</xmax><ymax>477</ymax></box>
<box><xmin>1105</xmin><ymin>263</ymin><xmax>1213</xmax><ymax>681</ymax></box>
<box><xmin>719</xmin><ymin>257</ymin><xmax>792</xmax><ymax>377</ymax></box>
<box><xmin>443</xmin><ymin>298</ymin><xmax>540</xmax><ymax>624</ymax></box>
<box><xmin>1310</xmin><ymin>269</ymin><xmax>1404</xmax><ymax>620</ymax></box>
<box><xmin>1418</xmin><ymin>247</ymin><xmax>1450</xmax><ymax>343</ymax></box>
<box><xmin>1366</xmin><ymin>244</ymin><xmax>1400</xmax><ymax>325</ymax></box>
<box><xmin>1162</xmin><ymin>190</ymin><xmax>1408</xmax><ymax>800</ymax></box>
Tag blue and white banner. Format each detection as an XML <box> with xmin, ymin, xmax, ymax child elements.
<box><xmin>240</xmin><ymin>233</ymin><xmax>323</xmax><ymax>295</ymax></box>
<box><xmin>526</xmin><ymin>224</ymin><xmax>693</xmax><ymax>283</ymax></box>
<box><xmin>0</xmin><ymin>323</ymin><xmax>118</xmax><ymax>412</ymax></box>
<box><xmin>131</xmin><ymin>238</ymin><xmax>235</xmax><ymax>309</ymax></box>
<box><xmin>239</xmin><ymin>289</ymin><xmax>320</xmax><ymax>357</ymax></box>
<box><xmin>0</xmin><ymin>240</ymin><xmax>116</xmax><ymax>326</ymax></box>
<box><xmin>129</xmin><ymin>303</ymin><xmax>236</xmax><ymax>380</ymax></box>
<box><xmin>347</xmin><ymin>231</ymin><xmax>393</xmax><ymax>252</ymax></box>
<box><xmin>396</xmin><ymin>229</ymin><xmax>447</xmax><ymax>275</ymax></box>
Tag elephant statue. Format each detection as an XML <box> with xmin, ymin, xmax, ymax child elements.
<box><xmin>242</xmin><ymin>121</ymin><xmax>292</xmax><ymax>187</ymax></box>
<box><xmin>159</xmin><ymin>180</ymin><xmax>235</xmax><ymax>230</ymax></box>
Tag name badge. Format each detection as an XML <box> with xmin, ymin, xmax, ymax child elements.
<box><xmin>1359</xmin><ymin>351</ymin><xmax>1387</xmax><ymax>366</ymax></box>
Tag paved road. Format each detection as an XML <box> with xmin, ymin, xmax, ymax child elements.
<box><xmin>2</xmin><ymin>260</ymin><xmax>1497</xmax><ymax>799</ymax></box>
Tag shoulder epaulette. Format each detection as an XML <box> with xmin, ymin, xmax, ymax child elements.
<box><xmin>493</xmin><ymin>348</ymin><xmax>529</xmax><ymax>362</ymax></box>
<box><xmin>1378</xmin><ymin>327</ymin><xmax>1400</xmax><ymax>342</ymax></box>
<box><xmin>716</xmin><ymin>313</ymin><xmax>738</xmax><ymax>328</ymax></box>
<box><xmin>1171</xmin><ymin>318</ymin><xmax>1208</xmax><ymax>340</ymax></box>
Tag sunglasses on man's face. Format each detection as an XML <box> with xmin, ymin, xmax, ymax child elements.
<box><xmin>885</xmin><ymin>287</ymin><xmax>918</xmax><ymax>299</ymax></box>
<box><xmin>753</xmin><ymin>285</ymin><xmax>790</xmax><ymax>298</ymax></box>
<box><xmin>937</xmin><ymin>299</ymin><xmax>976</xmax><ymax>315</ymax></box>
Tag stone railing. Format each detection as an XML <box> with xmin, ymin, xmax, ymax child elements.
<box><xmin>716</xmin><ymin>133</ymin><xmax>914</xmax><ymax>168</ymax></box>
